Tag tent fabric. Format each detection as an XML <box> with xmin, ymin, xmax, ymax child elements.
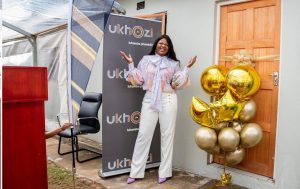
<box><xmin>2</xmin><ymin>27</ymin><xmax>24</xmax><ymax>41</ymax></box>
<box><xmin>2</xmin><ymin>0</ymin><xmax>125</xmax><ymax>143</ymax></box>
<box><xmin>3</xmin><ymin>30</ymin><xmax>68</xmax><ymax>121</ymax></box>
<box><xmin>2</xmin><ymin>39</ymin><xmax>33</xmax><ymax>66</ymax></box>
<box><xmin>2</xmin><ymin>0</ymin><xmax>69</xmax><ymax>40</ymax></box>
<box><xmin>2</xmin><ymin>0</ymin><xmax>124</xmax><ymax>41</ymax></box>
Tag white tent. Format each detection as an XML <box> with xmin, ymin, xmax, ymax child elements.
<box><xmin>2</xmin><ymin>0</ymin><xmax>125</xmax><ymax>142</ymax></box>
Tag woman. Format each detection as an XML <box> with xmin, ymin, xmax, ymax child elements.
<box><xmin>120</xmin><ymin>35</ymin><xmax>197</xmax><ymax>184</ymax></box>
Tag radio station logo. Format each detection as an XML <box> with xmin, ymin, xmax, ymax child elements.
<box><xmin>108</xmin><ymin>24</ymin><xmax>153</xmax><ymax>38</ymax></box>
<box><xmin>107</xmin><ymin>153</ymin><xmax>153</xmax><ymax>170</ymax></box>
<box><xmin>107</xmin><ymin>68</ymin><xmax>142</xmax><ymax>89</ymax></box>
<box><xmin>106</xmin><ymin>111</ymin><xmax>140</xmax><ymax>125</ymax></box>
<box><xmin>107</xmin><ymin>68</ymin><xmax>127</xmax><ymax>79</ymax></box>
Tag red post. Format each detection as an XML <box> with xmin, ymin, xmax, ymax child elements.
<box><xmin>3</xmin><ymin>66</ymin><xmax>48</xmax><ymax>189</ymax></box>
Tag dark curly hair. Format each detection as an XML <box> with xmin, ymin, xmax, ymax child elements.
<box><xmin>149</xmin><ymin>35</ymin><xmax>179</xmax><ymax>62</ymax></box>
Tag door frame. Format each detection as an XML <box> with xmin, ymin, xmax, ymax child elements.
<box><xmin>136</xmin><ymin>12</ymin><xmax>167</xmax><ymax>34</ymax></box>
<box><xmin>208</xmin><ymin>0</ymin><xmax>280</xmax><ymax>181</ymax></box>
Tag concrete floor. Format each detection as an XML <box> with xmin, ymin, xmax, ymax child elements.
<box><xmin>46</xmin><ymin>137</ymin><xmax>248</xmax><ymax>189</ymax></box>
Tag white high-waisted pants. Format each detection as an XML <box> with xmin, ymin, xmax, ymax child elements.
<box><xmin>130</xmin><ymin>91</ymin><xmax>178</xmax><ymax>178</ymax></box>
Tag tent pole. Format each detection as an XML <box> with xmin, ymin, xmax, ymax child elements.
<box><xmin>3</xmin><ymin>21</ymin><xmax>33</xmax><ymax>38</ymax></box>
<box><xmin>3</xmin><ymin>21</ymin><xmax>38</xmax><ymax>66</ymax></box>
<box><xmin>32</xmin><ymin>36</ymin><xmax>38</xmax><ymax>66</ymax></box>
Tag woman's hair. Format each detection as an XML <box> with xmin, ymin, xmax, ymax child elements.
<box><xmin>149</xmin><ymin>35</ymin><xmax>179</xmax><ymax>62</ymax></box>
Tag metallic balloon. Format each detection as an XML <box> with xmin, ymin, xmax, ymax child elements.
<box><xmin>210</xmin><ymin>90</ymin><xmax>244</xmax><ymax>121</ymax></box>
<box><xmin>215</xmin><ymin>122</ymin><xmax>228</xmax><ymax>131</ymax></box>
<box><xmin>231</xmin><ymin>121</ymin><xmax>244</xmax><ymax>133</ymax></box>
<box><xmin>239</xmin><ymin>100</ymin><xmax>257</xmax><ymax>122</ymax></box>
<box><xmin>195</xmin><ymin>127</ymin><xmax>217</xmax><ymax>151</ymax></box>
<box><xmin>220</xmin><ymin>172</ymin><xmax>232</xmax><ymax>186</ymax></box>
<box><xmin>218</xmin><ymin>127</ymin><xmax>240</xmax><ymax>152</ymax></box>
<box><xmin>190</xmin><ymin>96</ymin><xmax>216</xmax><ymax>128</ymax></box>
<box><xmin>240</xmin><ymin>123</ymin><xmax>263</xmax><ymax>148</ymax></box>
<box><xmin>226</xmin><ymin>65</ymin><xmax>261</xmax><ymax>100</ymax></box>
<box><xmin>201</xmin><ymin>65</ymin><xmax>228</xmax><ymax>96</ymax></box>
<box><xmin>225</xmin><ymin>148</ymin><xmax>245</xmax><ymax>166</ymax></box>
<box><xmin>206</xmin><ymin>145</ymin><xmax>221</xmax><ymax>155</ymax></box>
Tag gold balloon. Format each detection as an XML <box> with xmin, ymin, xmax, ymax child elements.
<box><xmin>218</xmin><ymin>127</ymin><xmax>240</xmax><ymax>152</ymax></box>
<box><xmin>210</xmin><ymin>90</ymin><xmax>244</xmax><ymax>121</ymax></box>
<box><xmin>239</xmin><ymin>100</ymin><xmax>257</xmax><ymax>122</ymax></box>
<box><xmin>195</xmin><ymin>127</ymin><xmax>217</xmax><ymax>151</ymax></box>
<box><xmin>219</xmin><ymin>172</ymin><xmax>232</xmax><ymax>186</ymax></box>
<box><xmin>240</xmin><ymin>123</ymin><xmax>263</xmax><ymax>148</ymax></box>
<box><xmin>225</xmin><ymin>148</ymin><xmax>245</xmax><ymax>166</ymax></box>
<box><xmin>201</xmin><ymin>65</ymin><xmax>228</xmax><ymax>96</ymax></box>
<box><xmin>190</xmin><ymin>96</ymin><xmax>215</xmax><ymax>128</ymax></box>
<box><xmin>206</xmin><ymin>145</ymin><xmax>221</xmax><ymax>155</ymax></box>
<box><xmin>231</xmin><ymin>121</ymin><xmax>244</xmax><ymax>133</ymax></box>
<box><xmin>215</xmin><ymin>122</ymin><xmax>228</xmax><ymax>131</ymax></box>
<box><xmin>226</xmin><ymin>65</ymin><xmax>261</xmax><ymax>100</ymax></box>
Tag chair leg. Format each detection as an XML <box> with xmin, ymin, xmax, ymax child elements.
<box><xmin>75</xmin><ymin>137</ymin><xmax>102</xmax><ymax>163</ymax></box>
<box><xmin>76</xmin><ymin>149</ymin><xmax>102</xmax><ymax>163</ymax></box>
<box><xmin>57</xmin><ymin>136</ymin><xmax>102</xmax><ymax>163</ymax></box>
<box><xmin>58</xmin><ymin>136</ymin><xmax>79</xmax><ymax>156</ymax></box>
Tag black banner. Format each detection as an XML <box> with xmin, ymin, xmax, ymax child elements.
<box><xmin>101</xmin><ymin>15</ymin><xmax>162</xmax><ymax>177</ymax></box>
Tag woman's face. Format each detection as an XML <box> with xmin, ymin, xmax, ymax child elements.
<box><xmin>155</xmin><ymin>38</ymin><xmax>169</xmax><ymax>56</ymax></box>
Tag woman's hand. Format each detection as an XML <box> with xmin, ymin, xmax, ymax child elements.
<box><xmin>171</xmin><ymin>81</ymin><xmax>179</xmax><ymax>90</ymax></box>
<box><xmin>187</xmin><ymin>56</ymin><xmax>197</xmax><ymax>68</ymax></box>
<box><xmin>120</xmin><ymin>51</ymin><xmax>133</xmax><ymax>64</ymax></box>
<box><xmin>61</xmin><ymin>123</ymin><xmax>72</xmax><ymax>131</ymax></box>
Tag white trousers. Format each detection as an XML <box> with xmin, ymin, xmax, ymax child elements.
<box><xmin>130</xmin><ymin>92</ymin><xmax>178</xmax><ymax>178</ymax></box>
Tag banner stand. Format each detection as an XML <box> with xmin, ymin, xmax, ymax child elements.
<box><xmin>99</xmin><ymin>162</ymin><xmax>160</xmax><ymax>177</ymax></box>
<box><xmin>101</xmin><ymin>14</ymin><xmax>162</xmax><ymax>177</ymax></box>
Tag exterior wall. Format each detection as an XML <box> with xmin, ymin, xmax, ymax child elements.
<box><xmin>117</xmin><ymin>0</ymin><xmax>300</xmax><ymax>188</ymax></box>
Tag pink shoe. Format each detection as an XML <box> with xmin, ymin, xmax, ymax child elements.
<box><xmin>127</xmin><ymin>177</ymin><xmax>136</xmax><ymax>184</ymax></box>
<box><xmin>158</xmin><ymin>177</ymin><xmax>167</xmax><ymax>184</ymax></box>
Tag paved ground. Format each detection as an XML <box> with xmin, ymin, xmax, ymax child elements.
<box><xmin>46</xmin><ymin>137</ymin><xmax>248</xmax><ymax>189</ymax></box>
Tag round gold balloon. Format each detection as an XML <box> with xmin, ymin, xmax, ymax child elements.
<box><xmin>239</xmin><ymin>100</ymin><xmax>257</xmax><ymax>122</ymax></box>
<box><xmin>190</xmin><ymin>96</ymin><xmax>215</xmax><ymax>128</ymax></box>
<box><xmin>201</xmin><ymin>65</ymin><xmax>228</xmax><ymax>96</ymax></box>
<box><xmin>231</xmin><ymin>121</ymin><xmax>244</xmax><ymax>133</ymax></box>
<box><xmin>210</xmin><ymin>90</ymin><xmax>244</xmax><ymax>121</ymax></box>
<box><xmin>195</xmin><ymin>127</ymin><xmax>217</xmax><ymax>151</ymax></box>
<box><xmin>225</xmin><ymin>148</ymin><xmax>245</xmax><ymax>166</ymax></box>
<box><xmin>215</xmin><ymin>122</ymin><xmax>228</xmax><ymax>131</ymax></box>
<box><xmin>206</xmin><ymin>145</ymin><xmax>221</xmax><ymax>155</ymax></box>
<box><xmin>218</xmin><ymin>127</ymin><xmax>240</xmax><ymax>152</ymax></box>
<box><xmin>226</xmin><ymin>65</ymin><xmax>261</xmax><ymax>100</ymax></box>
<box><xmin>240</xmin><ymin>123</ymin><xmax>263</xmax><ymax>148</ymax></box>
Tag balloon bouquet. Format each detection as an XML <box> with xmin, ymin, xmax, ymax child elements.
<box><xmin>190</xmin><ymin>51</ymin><xmax>263</xmax><ymax>186</ymax></box>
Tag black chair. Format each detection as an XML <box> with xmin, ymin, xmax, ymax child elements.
<box><xmin>57</xmin><ymin>92</ymin><xmax>102</xmax><ymax>163</ymax></box>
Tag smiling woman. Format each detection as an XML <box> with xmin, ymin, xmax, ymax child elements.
<box><xmin>155</xmin><ymin>38</ymin><xmax>169</xmax><ymax>56</ymax></box>
<box><xmin>120</xmin><ymin>34</ymin><xmax>197</xmax><ymax>184</ymax></box>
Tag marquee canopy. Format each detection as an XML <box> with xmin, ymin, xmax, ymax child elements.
<box><xmin>2</xmin><ymin>0</ymin><xmax>125</xmax><ymax>42</ymax></box>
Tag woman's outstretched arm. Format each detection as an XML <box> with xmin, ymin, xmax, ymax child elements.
<box><xmin>171</xmin><ymin>56</ymin><xmax>197</xmax><ymax>89</ymax></box>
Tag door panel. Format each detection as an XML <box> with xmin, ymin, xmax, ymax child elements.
<box><xmin>215</xmin><ymin>0</ymin><xmax>280</xmax><ymax>177</ymax></box>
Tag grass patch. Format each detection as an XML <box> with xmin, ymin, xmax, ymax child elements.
<box><xmin>48</xmin><ymin>163</ymin><xmax>73</xmax><ymax>186</ymax></box>
<box><xmin>48</xmin><ymin>163</ymin><xmax>104</xmax><ymax>189</ymax></box>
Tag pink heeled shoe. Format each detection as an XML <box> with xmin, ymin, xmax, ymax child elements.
<box><xmin>158</xmin><ymin>177</ymin><xmax>168</xmax><ymax>184</ymax></box>
<box><xmin>127</xmin><ymin>177</ymin><xmax>136</xmax><ymax>184</ymax></box>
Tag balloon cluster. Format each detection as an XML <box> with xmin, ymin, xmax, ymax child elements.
<box><xmin>190</xmin><ymin>61</ymin><xmax>263</xmax><ymax>166</ymax></box>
